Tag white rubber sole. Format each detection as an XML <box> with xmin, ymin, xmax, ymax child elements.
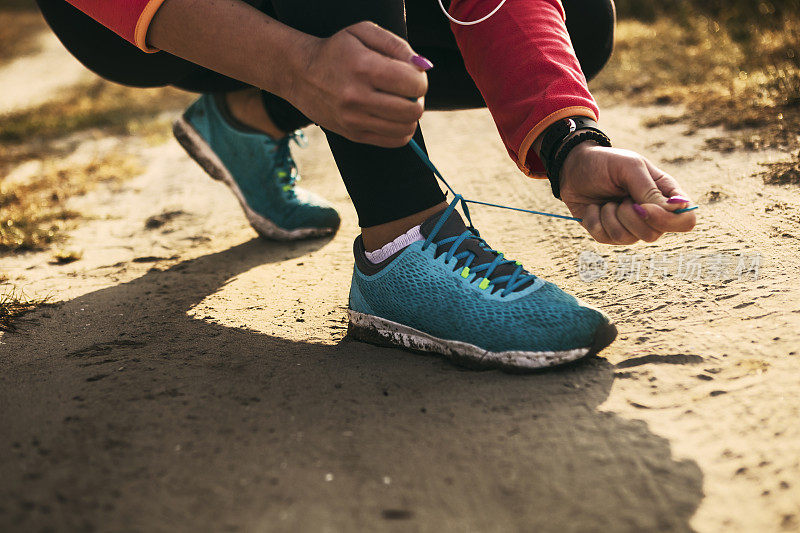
<box><xmin>347</xmin><ymin>309</ymin><xmax>615</xmax><ymax>371</ymax></box>
<box><xmin>173</xmin><ymin>117</ymin><xmax>333</xmax><ymax>241</ymax></box>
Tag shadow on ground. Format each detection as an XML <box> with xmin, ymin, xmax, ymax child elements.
<box><xmin>0</xmin><ymin>239</ymin><xmax>703</xmax><ymax>532</ymax></box>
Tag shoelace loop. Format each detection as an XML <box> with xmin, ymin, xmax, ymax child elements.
<box><xmin>421</xmin><ymin>195</ymin><xmax>537</xmax><ymax>297</ymax></box>
<box><xmin>273</xmin><ymin>131</ymin><xmax>307</xmax><ymax>195</ymax></box>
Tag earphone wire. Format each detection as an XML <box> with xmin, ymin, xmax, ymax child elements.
<box><xmin>436</xmin><ymin>0</ymin><xmax>508</xmax><ymax>26</ymax></box>
<box><xmin>407</xmin><ymin>139</ymin><xmax>699</xmax><ymax>224</ymax></box>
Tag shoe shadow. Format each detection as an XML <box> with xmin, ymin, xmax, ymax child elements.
<box><xmin>0</xmin><ymin>239</ymin><xmax>703</xmax><ymax>532</ymax></box>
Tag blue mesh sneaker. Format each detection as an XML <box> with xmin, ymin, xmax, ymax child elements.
<box><xmin>173</xmin><ymin>94</ymin><xmax>340</xmax><ymax>240</ymax></box>
<box><xmin>347</xmin><ymin>198</ymin><xmax>617</xmax><ymax>371</ymax></box>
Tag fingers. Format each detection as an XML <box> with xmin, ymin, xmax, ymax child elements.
<box><xmin>346</xmin><ymin>91</ymin><xmax>422</xmax><ymax>145</ymax></box>
<box><xmin>643</xmin><ymin>159</ymin><xmax>693</xmax><ymax>211</ymax></box>
<box><xmin>368</xmin><ymin>56</ymin><xmax>428</xmax><ymax>99</ymax></box>
<box><xmin>617</xmin><ymin>199</ymin><xmax>664</xmax><ymax>243</ymax></box>
<box><xmin>637</xmin><ymin>159</ymin><xmax>696</xmax><ymax>232</ymax></box>
<box><xmin>635</xmin><ymin>202</ymin><xmax>697</xmax><ymax>234</ymax></box>
<box><xmin>582</xmin><ymin>202</ymin><xmax>661</xmax><ymax>245</ymax></box>
<box><xmin>613</xmin><ymin>153</ymin><xmax>696</xmax><ymax>211</ymax></box>
<box><xmin>347</xmin><ymin>113</ymin><xmax>418</xmax><ymax>146</ymax></box>
<box><xmin>581</xmin><ymin>204</ymin><xmax>614</xmax><ymax>244</ymax></box>
<box><xmin>566</xmin><ymin>146</ymin><xmax>696</xmax><ymax>245</ymax></box>
<box><xmin>347</xmin><ymin>22</ymin><xmax>428</xmax><ymax>100</ymax></box>
<box><xmin>361</xmin><ymin>92</ymin><xmax>424</xmax><ymax>123</ymax></box>
<box><xmin>347</xmin><ymin>21</ymin><xmax>416</xmax><ymax>62</ymax></box>
<box><xmin>352</xmin><ymin>130</ymin><xmax>416</xmax><ymax>149</ymax></box>
<box><xmin>324</xmin><ymin>21</ymin><xmax>427</xmax><ymax>146</ymax></box>
<box><xmin>614</xmin><ymin>156</ymin><xmax>666</xmax><ymax>207</ymax></box>
<box><xmin>600</xmin><ymin>202</ymin><xmax>638</xmax><ymax>245</ymax></box>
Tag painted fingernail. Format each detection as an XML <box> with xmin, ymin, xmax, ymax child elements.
<box><xmin>667</xmin><ymin>195</ymin><xmax>691</xmax><ymax>204</ymax></box>
<box><xmin>410</xmin><ymin>55</ymin><xmax>434</xmax><ymax>71</ymax></box>
<box><xmin>633</xmin><ymin>204</ymin><xmax>648</xmax><ymax>219</ymax></box>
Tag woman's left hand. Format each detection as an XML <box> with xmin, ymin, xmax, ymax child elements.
<box><xmin>559</xmin><ymin>142</ymin><xmax>697</xmax><ymax>245</ymax></box>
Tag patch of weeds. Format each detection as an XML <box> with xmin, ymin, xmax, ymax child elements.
<box><xmin>760</xmin><ymin>153</ymin><xmax>800</xmax><ymax>185</ymax></box>
<box><xmin>0</xmin><ymin>10</ymin><xmax>193</xmax><ymax>257</ymax></box>
<box><xmin>643</xmin><ymin>115</ymin><xmax>685</xmax><ymax>128</ymax></box>
<box><xmin>50</xmin><ymin>249</ymin><xmax>82</xmax><ymax>264</ymax></box>
<box><xmin>661</xmin><ymin>155</ymin><xmax>696</xmax><ymax>165</ymax></box>
<box><xmin>593</xmin><ymin>14</ymin><xmax>800</xmax><ymax>153</ymax></box>
<box><xmin>0</xmin><ymin>152</ymin><xmax>141</xmax><ymax>252</ymax></box>
<box><xmin>0</xmin><ymin>61</ymin><xmax>187</xmax><ymax>255</ymax></box>
<box><xmin>0</xmin><ymin>79</ymin><xmax>193</xmax><ymax>143</ymax></box>
<box><xmin>144</xmin><ymin>210</ymin><xmax>187</xmax><ymax>230</ymax></box>
<box><xmin>704</xmin><ymin>137</ymin><xmax>738</xmax><ymax>153</ymax></box>
<box><xmin>703</xmin><ymin>190</ymin><xmax>728</xmax><ymax>203</ymax></box>
<box><xmin>0</xmin><ymin>284</ymin><xmax>48</xmax><ymax>332</ymax></box>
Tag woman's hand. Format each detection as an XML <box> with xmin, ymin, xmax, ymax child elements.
<box><xmin>559</xmin><ymin>142</ymin><xmax>696</xmax><ymax>244</ymax></box>
<box><xmin>149</xmin><ymin>2</ymin><xmax>424</xmax><ymax>147</ymax></box>
<box><xmin>289</xmin><ymin>21</ymin><xmax>429</xmax><ymax>148</ymax></box>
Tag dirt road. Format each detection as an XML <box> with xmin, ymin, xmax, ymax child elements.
<box><xmin>2</xmin><ymin>44</ymin><xmax>800</xmax><ymax>532</ymax></box>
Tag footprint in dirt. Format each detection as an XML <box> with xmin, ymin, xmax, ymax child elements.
<box><xmin>0</xmin><ymin>238</ymin><xmax>703</xmax><ymax>532</ymax></box>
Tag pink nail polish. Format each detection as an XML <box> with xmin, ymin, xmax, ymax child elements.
<box><xmin>410</xmin><ymin>55</ymin><xmax>434</xmax><ymax>71</ymax></box>
<box><xmin>667</xmin><ymin>195</ymin><xmax>691</xmax><ymax>204</ymax></box>
<box><xmin>633</xmin><ymin>204</ymin><xmax>648</xmax><ymax>219</ymax></box>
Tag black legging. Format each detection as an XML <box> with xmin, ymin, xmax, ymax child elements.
<box><xmin>37</xmin><ymin>0</ymin><xmax>615</xmax><ymax>227</ymax></box>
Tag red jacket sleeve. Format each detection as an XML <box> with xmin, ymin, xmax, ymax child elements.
<box><xmin>449</xmin><ymin>0</ymin><xmax>599</xmax><ymax>177</ymax></box>
<box><xmin>64</xmin><ymin>0</ymin><xmax>168</xmax><ymax>52</ymax></box>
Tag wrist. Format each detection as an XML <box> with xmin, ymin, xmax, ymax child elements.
<box><xmin>536</xmin><ymin>116</ymin><xmax>611</xmax><ymax>198</ymax></box>
<box><xmin>273</xmin><ymin>32</ymin><xmax>321</xmax><ymax>102</ymax></box>
<box><xmin>560</xmin><ymin>140</ymin><xmax>597</xmax><ymax>186</ymax></box>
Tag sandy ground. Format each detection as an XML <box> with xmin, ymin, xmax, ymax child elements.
<box><xmin>2</xmin><ymin>39</ymin><xmax>800</xmax><ymax>533</ymax></box>
<box><xmin>0</xmin><ymin>32</ymin><xmax>90</xmax><ymax>115</ymax></box>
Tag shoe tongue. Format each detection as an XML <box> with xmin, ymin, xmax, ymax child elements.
<box><xmin>419</xmin><ymin>207</ymin><xmax>535</xmax><ymax>293</ymax></box>
<box><xmin>420</xmin><ymin>207</ymin><xmax>468</xmax><ymax>241</ymax></box>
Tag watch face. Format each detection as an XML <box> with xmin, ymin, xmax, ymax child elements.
<box><xmin>566</xmin><ymin>118</ymin><xmax>577</xmax><ymax>134</ymax></box>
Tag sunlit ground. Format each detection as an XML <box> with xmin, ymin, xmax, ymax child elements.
<box><xmin>593</xmin><ymin>17</ymin><xmax>800</xmax><ymax>156</ymax></box>
<box><xmin>0</xmin><ymin>0</ymin><xmax>798</xmax><ymax>324</ymax></box>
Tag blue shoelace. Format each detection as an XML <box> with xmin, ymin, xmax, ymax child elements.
<box><xmin>409</xmin><ymin>138</ymin><xmax>697</xmax><ymax>296</ymax></box>
<box><xmin>422</xmin><ymin>198</ymin><xmax>536</xmax><ymax>297</ymax></box>
<box><xmin>273</xmin><ymin>131</ymin><xmax>308</xmax><ymax>196</ymax></box>
<box><xmin>407</xmin><ymin>139</ymin><xmax>699</xmax><ymax>224</ymax></box>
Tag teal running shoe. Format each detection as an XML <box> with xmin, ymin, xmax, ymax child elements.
<box><xmin>347</xmin><ymin>198</ymin><xmax>617</xmax><ymax>371</ymax></box>
<box><xmin>173</xmin><ymin>94</ymin><xmax>340</xmax><ymax>240</ymax></box>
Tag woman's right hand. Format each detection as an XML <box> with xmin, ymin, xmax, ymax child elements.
<box><xmin>288</xmin><ymin>21</ymin><xmax>430</xmax><ymax>148</ymax></box>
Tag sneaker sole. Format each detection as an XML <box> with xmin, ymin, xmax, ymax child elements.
<box><xmin>347</xmin><ymin>309</ymin><xmax>617</xmax><ymax>372</ymax></box>
<box><xmin>173</xmin><ymin>117</ymin><xmax>334</xmax><ymax>241</ymax></box>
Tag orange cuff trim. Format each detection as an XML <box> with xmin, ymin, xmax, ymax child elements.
<box><xmin>134</xmin><ymin>0</ymin><xmax>169</xmax><ymax>53</ymax></box>
<box><xmin>516</xmin><ymin>106</ymin><xmax>598</xmax><ymax>178</ymax></box>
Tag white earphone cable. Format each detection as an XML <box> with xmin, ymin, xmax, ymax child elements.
<box><xmin>436</xmin><ymin>0</ymin><xmax>507</xmax><ymax>26</ymax></box>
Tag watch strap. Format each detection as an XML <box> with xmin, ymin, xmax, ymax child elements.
<box><xmin>547</xmin><ymin>129</ymin><xmax>612</xmax><ymax>198</ymax></box>
<box><xmin>540</xmin><ymin>116</ymin><xmax>602</xmax><ymax>168</ymax></box>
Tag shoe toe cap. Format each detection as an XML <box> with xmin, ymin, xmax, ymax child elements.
<box><xmin>516</xmin><ymin>282</ymin><xmax>611</xmax><ymax>352</ymax></box>
<box><xmin>284</xmin><ymin>189</ymin><xmax>341</xmax><ymax>231</ymax></box>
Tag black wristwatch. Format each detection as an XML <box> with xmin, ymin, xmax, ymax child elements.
<box><xmin>539</xmin><ymin>116</ymin><xmax>612</xmax><ymax>198</ymax></box>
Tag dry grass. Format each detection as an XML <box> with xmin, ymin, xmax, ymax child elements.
<box><xmin>0</xmin><ymin>152</ymin><xmax>141</xmax><ymax>251</ymax></box>
<box><xmin>0</xmin><ymin>78</ymin><xmax>191</xmax><ymax>252</ymax></box>
<box><xmin>593</xmin><ymin>16</ymin><xmax>800</xmax><ymax>156</ymax></box>
<box><xmin>760</xmin><ymin>154</ymin><xmax>800</xmax><ymax>185</ymax></box>
<box><xmin>50</xmin><ymin>248</ymin><xmax>82</xmax><ymax>264</ymax></box>
<box><xmin>0</xmin><ymin>283</ymin><xmax>48</xmax><ymax>332</ymax></box>
<box><xmin>0</xmin><ymin>79</ymin><xmax>193</xmax><ymax>143</ymax></box>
